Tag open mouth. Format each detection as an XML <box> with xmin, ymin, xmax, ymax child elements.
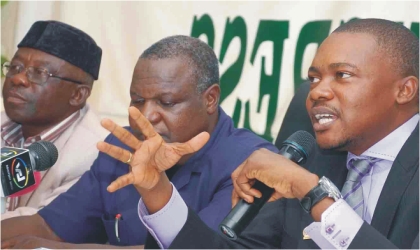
<box><xmin>315</xmin><ymin>114</ymin><xmax>336</xmax><ymax>125</ymax></box>
<box><xmin>311</xmin><ymin>107</ymin><xmax>339</xmax><ymax>131</ymax></box>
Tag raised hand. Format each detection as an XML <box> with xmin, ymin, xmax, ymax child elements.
<box><xmin>97</xmin><ymin>106</ymin><xmax>210</xmax><ymax>192</ymax></box>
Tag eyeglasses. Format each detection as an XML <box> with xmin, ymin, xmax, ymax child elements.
<box><xmin>2</xmin><ymin>62</ymin><xmax>83</xmax><ymax>85</ymax></box>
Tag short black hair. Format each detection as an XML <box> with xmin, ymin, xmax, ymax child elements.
<box><xmin>140</xmin><ymin>35</ymin><xmax>219</xmax><ymax>93</ymax></box>
<box><xmin>333</xmin><ymin>18</ymin><xmax>419</xmax><ymax>78</ymax></box>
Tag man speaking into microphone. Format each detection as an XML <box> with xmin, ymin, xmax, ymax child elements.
<box><xmin>80</xmin><ymin>18</ymin><xmax>416</xmax><ymax>249</ymax></box>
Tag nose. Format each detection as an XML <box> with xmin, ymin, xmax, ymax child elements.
<box><xmin>9</xmin><ymin>70</ymin><xmax>31</xmax><ymax>88</ymax></box>
<box><xmin>308</xmin><ymin>80</ymin><xmax>334</xmax><ymax>103</ymax></box>
<box><xmin>140</xmin><ymin>101</ymin><xmax>162</xmax><ymax>125</ymax></box>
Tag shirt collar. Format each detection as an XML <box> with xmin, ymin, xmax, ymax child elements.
<box><xmin>182</xmin><ymin>106</ymin><xmax>228</xmax><ymax>164</ymax></box>
<box><xmin>1</xmin><ymin>106</ymin><xmax>85</xmax><ymax>148</ymax></box>
<box><xmin>348</xmin><ymin>114</ymin><xmax>419</xmax><ymax>163</ymax></box>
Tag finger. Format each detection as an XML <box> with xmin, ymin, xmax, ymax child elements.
<box><xmin>234</xmin><ymin>187</ymin><xmax>257</xmax><ymax>204</ymax></box>
<box><xmin>236</xmin><ymin>172</ymin><xmax>263</xmax><ymax>198</ymax></box>
<box><xmin>101</xmin><ymin>118</ymin><xmax>142</xmax><ymax>150</ymax></box>
<box><xmin>231</xmin><ymin>160</ymin><xmax>255</xmax><ymax>203</ymax></box>
<box><xmin>231</xmin><ymin>161</ymin><xmax>243</xmax><ymax>181</ymax></box>
<box><xmin>232</xmin><ymin>184</ymin><xmax>254</xmax><ymax>204</ymax></box>
<box><xmin>171</xmin><ymin>131</ymin><xmax>210</xmax><ymax>155</ymax></box>
<box><xmin>1</xmin><ymin>238</ymin><xmax>15</xmax><ymax>249</ymax></box>
<box><xmin>97</xmin><ymin>142</ymin><xmax>132</xmax><ymax>163</ymax></box>
<box><xmin>231</xmin><ymin>166</ymin><xmax>241</xmax><ymax>207</ymax></box>
<box><xmin>233</xmin><ymin>178</ymin><xmax>256</xmax><ymax>203</ymax></box>
<box><xmin>107</xmin><ymin>173</ymin><xmax>135</xmax><ymax>192</ymax></box>
<box><xmin>231</xmin><ymin>189</ymin><xmax>241</xmax><ymax>208</ymax></box>
<box><xmin>129</xmin><ymin>107</ymin><xmax>158</xmax><ymax>139</ymax></box>
<box><xmin>267</xmin><ymin>192</ymin><xmax>283</xmax><ymax>202</ymax></box>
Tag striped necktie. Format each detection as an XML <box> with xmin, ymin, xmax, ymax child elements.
<box><xmin>341</xmin><ymin>157</ymin><xmax>380</xmax><ymax>218</ymax></box>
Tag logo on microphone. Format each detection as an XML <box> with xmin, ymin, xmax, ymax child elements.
<box><xmin>10</xmin><ymin>158</ymin><xmax>30</xmax><ymax>188</ymax></box>
<box><xmin>220</xmin><ymin>225</ymin><xmax>236</xmax><ymax>239</ymax></box>
<box><xmin>1</xmin><ymin>149</ymin><xmax>18</xmax><ymax>160</ymax></box>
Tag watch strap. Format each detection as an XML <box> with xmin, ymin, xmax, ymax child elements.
<box><xmin>300</xmin><ymin>184</ymin><xmax>329</xmax><ymax>213</ymax></box>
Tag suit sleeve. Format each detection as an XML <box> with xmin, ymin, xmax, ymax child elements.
<box><xmin>412</xmin><ymin>234</ymin><xmax>419</xmax><ymax>249</ymax></box>
<box><xmin>1</xmin><ymin>177</ymin><xmax>80</xmax><ymax>220</ymax></box>
<box><xmin>37</xmin><ymin>155</ymin><xmax>108</xmax><ymax>244</ymax></box>
<box><xmin>145</xmin><ymin>199</ymin><xmax>286</xmax><ymax>249</ymax></box>
<box><xmin>348</xmin><ymin>223</ymin><xmax>419</xmax><ymax>249</ymax></box>
<box><xmin>349</xmin><ymin>222</ymin><xmax>398</xmax><ymax>249</ymax></box>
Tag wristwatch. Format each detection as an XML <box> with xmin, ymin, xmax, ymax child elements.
<box><xmin>299</xmin><ymin>176</ymin><xmax>342</xmax><ymax>213</ymax></box>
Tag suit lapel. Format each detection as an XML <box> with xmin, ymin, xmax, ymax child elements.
<box><xmin>371</xmin><ymin>125</ymin><xmax>419</xmax><ymax>236</ymax></box>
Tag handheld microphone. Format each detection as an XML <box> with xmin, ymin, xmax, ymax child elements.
<box><xmin>219</xmin><ymin>130</ymin><xmax>316</xmax><ymax>239</ymax></box>
<box><xmin>0</xmin><ymin>141</ymin><xmax>58</xmax><ymax>197</ymax></box>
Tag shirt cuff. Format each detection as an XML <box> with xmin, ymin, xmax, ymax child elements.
<box><xmin>137</xmin><ymin>183</ymin><xmax>188</xmax><ymax>249</ymax></box>
<box><xmin>305</xmin><ymin>199</ymin><xmax>364</xmax><ymax>249</ymax></box>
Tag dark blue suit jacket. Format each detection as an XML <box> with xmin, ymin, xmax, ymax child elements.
<box><xmin>38</xmin><ymin>107</ymin><xmax>278</xmax><ymax>246</ymax></box>
<box><xmin>145</xmin><ymin>82</ymin><xmax>419</xmax><ymax>249</ymax></box>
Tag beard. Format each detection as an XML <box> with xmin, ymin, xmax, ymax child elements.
<box><xmin>316</xmin><ymin>130</ymin><xmax>355</xmax><ymax>152</ymax></box>
<box><xmin>320</xmin><ymin>139</ymin><xmax>352</xmax><ymax>151</ymax></box>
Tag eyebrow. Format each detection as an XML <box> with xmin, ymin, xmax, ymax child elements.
<box><xmin>308</xmin><ymin>66</ymin><xmax>320</xmax><ymax>74</ymax></box>
<box><xmin>12</xmin><ymin>54</ymin><xmax>53</xmax><ymax>68</ymax></box>
<box><xmin>308</xmin><ymin>63</ymin><xmax>359</xmax><ymax>74</ymax></box>
<box><xmin>130</xmin><ymin>91</ymin><xmax>175</xmax><ymax>98</ymax></box>
<box><xmin>329</xmin><ymin>63</ymin><xmax>358</xmax><ymax>70</ymax></box>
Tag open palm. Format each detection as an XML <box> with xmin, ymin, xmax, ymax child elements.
<box><xmin>97</xmin><ymin>106</ymin><xmax>210</xmax><ymax>192</ymax></box>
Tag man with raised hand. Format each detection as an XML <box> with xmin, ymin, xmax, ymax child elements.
<box><xmin>1</xmin><ymin>35</ymin><xmax>278</xmax><ymax>248</ymax></box>
<box><xmin>94</xmin><ymin>18</ymin><xmax>417</xmax><ymax>249</ymax></box>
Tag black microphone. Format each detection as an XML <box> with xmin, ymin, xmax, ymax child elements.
<box><xmin>219</xmin><ymin>130</ymin><xmax>316</xmax><ymax>239</ymax></box>
<box><xmin>0</xmin><ymin>141</ymin><xmax>58</xmax><ymax>197</ymax></box>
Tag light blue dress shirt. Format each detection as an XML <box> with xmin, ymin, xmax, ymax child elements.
<box><xmin>138</xmin><ymin>114</ymin><xmax>419</xmax><ymax>249</ymax></box>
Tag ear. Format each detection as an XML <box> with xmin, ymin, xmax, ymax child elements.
<box><xmin>395</xmin><ymin>76</ymin><xmax>419</xmax><ymax>105</ymax></box>
<box><xmin>202</xmin><ymin>84</ymin><xmax>220</xmax><ymax>115</ymax></box>
<box><xmin>69</xmin><ymin>85</ymin><xmax>92</xmax><ymax>107</ymax></box>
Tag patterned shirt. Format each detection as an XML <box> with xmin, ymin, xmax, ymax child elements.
<box><xmin>1</xmin><ymin>107</ymin><xmax>83</xmax><ymax>211</ymax></box>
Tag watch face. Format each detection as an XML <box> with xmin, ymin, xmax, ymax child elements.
<box><xmin>319</xmin><ymin>177</ymin><xmax>342</xmax><ymax>200</ymax></box>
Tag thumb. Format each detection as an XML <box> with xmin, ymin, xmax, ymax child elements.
<box><xmin>173</xmin><ymin>131</ymin><xmax>210</xmax><ymax>155</ymax></box>
<box><xmin>1</xmin><ymin>238</ymin><xmax>15</xmax><ymax>249</ymax></box>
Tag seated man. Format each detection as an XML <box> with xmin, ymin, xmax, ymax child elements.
<box><xmin>1</xmin><ymin>20</ymin><xmax>107</xmax><ymax>219</ymax></box>
<box><xmin>1</xmin><ymin>35</ymin><xmax>278</xmax><ymax>248</ymax></box>
<box><xmin>50</xmin><ymin>18</ymin><xmax>416</xmax><ymax>249</ymax></box>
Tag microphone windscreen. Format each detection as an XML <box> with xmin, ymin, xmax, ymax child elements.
<box><xmin>28</xmin><ymin>141</ymin><xmax>58</xmax><ymax>171</ymax></box>
<box><xmin>282</xmin><ymin>130</ymin><xmax>316</xmax><ymax>159</ymax></box>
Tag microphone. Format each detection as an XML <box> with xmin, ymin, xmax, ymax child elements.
<box><xmin>219</xmin><ymin>130</ymin><xmax>316</xmax><ymax>239</ymax></box>
<box><xmin>0</xmin><ymin>141</ymin><xmax>58</xmax><ymax>198</ymax></box>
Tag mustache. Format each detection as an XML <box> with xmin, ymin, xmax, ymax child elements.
<box><xmin>310</xmin><ymin>101</ymin><xmax>341</xmax><ymax>116</ymax></box>
<box><xmin>6</xmin><ymin>87</ymin><xmax>29</xmax><ymax>99</ymax></box>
